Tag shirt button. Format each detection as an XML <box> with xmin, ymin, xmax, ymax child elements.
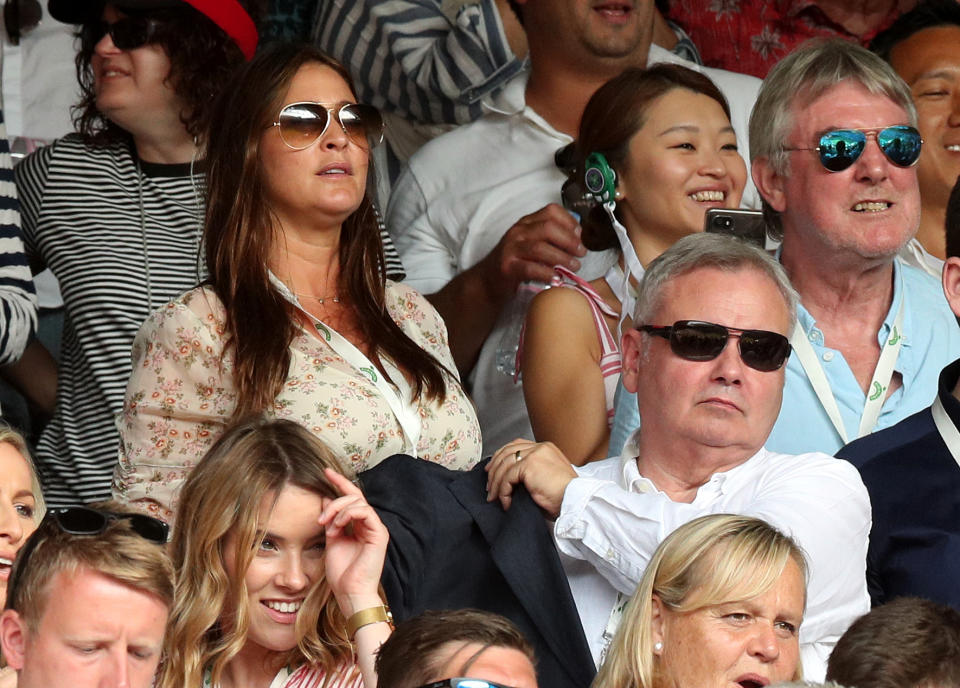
<box><xmin>823</xmin><ymin>351</ymin><xmax>834</xmax><ymax>362</ymax></box>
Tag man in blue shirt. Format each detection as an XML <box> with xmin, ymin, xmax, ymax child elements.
<box><xmin>611</xmin><ymin>39</ymin><xmax>960</xmax><ymax>456</ymax></box>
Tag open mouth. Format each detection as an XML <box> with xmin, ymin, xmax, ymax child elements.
<box><xmin>852</xmin><ymin>201</ymin><xmax>891</xmax><ymax>212</ymax></box>
<box><xmin>689</xmin><ymin>190</ymin><xmax>726</xmax><ymax>202</ymax></box>
<box><xmin>946</xmin><ymin>144</ymin><xmax>960</xmax><ymax>153</ymax></box>
<box><xmin>263</xmin><ymin>599</ymin><xmax>302</xmax><ymax>614</ymax></box>
<box><xmin>0</xmin><ymin>557</ymin><xmax>12</xmax><ymax>579</ymax></box>
<box><xmin>594</xmin><ymin>2</ymin><xmax>632</xmax><ymax>19</ymax></box>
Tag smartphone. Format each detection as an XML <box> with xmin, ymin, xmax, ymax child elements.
<box><xmin>704</xmin><ymin>208</ymin><xmax>766</xmax><ymax>247</ymax></box>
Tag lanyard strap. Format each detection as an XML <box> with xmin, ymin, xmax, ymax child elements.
<box><xmin>789</xmin><ymin>300</ymin><xmax>905</xmax><ymax>445</ymax></box>
<box><xmin>603</xmin><ymin>202</ymin><xmax>644</xmax><ymax>340</ymax></box>
<box><xmin>599</xmin><ymin>592</ymin><xmax>628</xmax><ymax>666</ymax></box>
<box><xmin>932</xmin><ymin>395</ymin><xmax>960</xmax><ymax>470</ymax></box>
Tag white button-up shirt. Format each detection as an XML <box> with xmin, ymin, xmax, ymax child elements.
<box><xmin>555</xmin><ymin>431</ymin><xmax>871</xmax><ymax>680</ymax></box>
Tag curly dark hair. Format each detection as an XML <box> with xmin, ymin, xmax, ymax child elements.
<box><xmin>73</xmin><ymin>1</ymin><xmax>263</xmax><ymax>146</ymax></box>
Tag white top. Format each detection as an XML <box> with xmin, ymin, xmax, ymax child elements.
<box><xmin>387</xmin><ymin>46</ymin><xmax>762</xmax><ymax>454</ymax></box>
<box><xmin>898</xmin><ymin>236</ymin><xmax>944</xmax><ymax>280</ymax></box>
<box><xmin>554</xmin><ymin>431</ymin><xmax>871</xmax><ymax>681</ymax></box>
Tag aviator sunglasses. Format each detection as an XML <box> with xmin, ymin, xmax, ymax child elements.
<box><xmin>784</xmin><ymin>126</ymin><xmax>922</xmax><ymax>172</ymax></box>
<box><xmin>272</xmin><ymin>102</ymin><xmax>385</xmax><ymax>150</ymax></box>
<box><xmin>638</xmin><ymin>320</ymin><xmax>792</xmax><ymax>372</ymax></box>
<box><xmin>83</xmin><ymin>15</ymin><xmax>163</xmax><ymax>50</ymax></box>
<box><xmin>6</xmin><ymin>506</ymin><xmax>169</xmax><ymax>602</ymax></box>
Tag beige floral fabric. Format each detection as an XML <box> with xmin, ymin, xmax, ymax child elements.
<box><xmin>113</xmin><ymin>282</ymin><xmax>481</xmax><ymax>522</ymax></box>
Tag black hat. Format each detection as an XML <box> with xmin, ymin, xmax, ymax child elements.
<box><xmin>47</xmin><ymin>0</ymin><xmax>180</xmax><ymax>24</ymax></box>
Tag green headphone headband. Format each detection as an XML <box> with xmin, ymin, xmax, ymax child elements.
<box><xmin>584</xmin><ymin>151</ymin><xmax>617</xmax><ymax>204</ymax></box>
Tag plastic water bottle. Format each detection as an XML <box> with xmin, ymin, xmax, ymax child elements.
<box><xmin>495</xmin><ymin>281</ymin><xmax>548</xmax><ymax>379</ymax></box>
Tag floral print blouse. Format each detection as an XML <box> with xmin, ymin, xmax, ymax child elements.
<box><xmin>113</xmin><ymin>281</ymin><xmax>482</xmax><ymax>523</ymax></box>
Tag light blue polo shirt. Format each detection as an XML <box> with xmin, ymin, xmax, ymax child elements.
<box><xmin>608</xmin><ymin>259</ymin><xmax>960</xmax><ymax>457</ymax></box>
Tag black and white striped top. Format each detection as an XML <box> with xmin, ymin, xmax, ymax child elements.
<box><xmin>17</xmin><ymin>134</ymin><xmax>404</xmax><ymax>506</ymax></box>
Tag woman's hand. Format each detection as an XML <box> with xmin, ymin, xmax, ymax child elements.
<box><xmin>319</xmin><ymin>468</ymin><xmax>389</xmax><ymax>618</ymax></box>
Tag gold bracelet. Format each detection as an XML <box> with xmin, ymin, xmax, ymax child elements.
<box><xmin>346</xmin><ymin>604</ymin><xmax>393</xmax><ymax>638</ymax></box>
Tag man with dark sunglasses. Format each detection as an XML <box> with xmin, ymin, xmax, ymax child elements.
<box><xmin>369</xmin><ymin>233</ymin><xmax>869</xmax><ymax>683</ymax></box>
<box><xmin>0</xmin><ymin>504</ymin><xmax>172</xmax><ymax>688</ymax></box>
<box><xmin>746</xmin><ymin>38</ymin><xmax>960</xmax><ymax>457</ymax></box>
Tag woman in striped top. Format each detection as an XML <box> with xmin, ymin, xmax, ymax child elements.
<box><xmin>114</xmin><ymin>43</ymin><xmax>481</xmax><ymax>523</ymax></box>
<box><xmin>518</xmin><ymin>65</ymin><xmax>748</xmax><ymax>465</ymax></box>
<box><xmin>13</xmin><ymin>0</ymin><xmax>260</xmax><ymax>506</ymax></box>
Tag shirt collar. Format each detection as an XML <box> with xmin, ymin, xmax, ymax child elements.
<box><xmin>617</xmin><ymin>429</ymin><xmax>769</xmax><ymax>496</ymax></box>
<box><xmin>785</xmin><ymin>252</ymin><xmax>911</xmax><ymax>352</ymax></box>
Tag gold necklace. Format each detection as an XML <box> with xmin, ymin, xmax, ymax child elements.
<box><xmin>295</xmin><ymin>292</ymin><xmax>340</xmax><ymax>305</ymax></box>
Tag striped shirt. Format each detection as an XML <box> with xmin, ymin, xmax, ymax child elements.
<box><xmin>17</xmin><ymin>134</ymin><xmax>403</xmax><ymax>505</ymax></box>
<box><xmin>313</xmin><ymin>0</ymin><xmax>524</xmax><ymax>126</ymax></box>
<box><xmin>0</xmin><ymin>109</ymin><xmax>37</xmax><ymax>370</ymax></box>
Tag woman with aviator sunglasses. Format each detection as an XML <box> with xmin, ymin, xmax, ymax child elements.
<box><xmin>12</xmin><ymin>0</ymin><xmax>259</xmax><ymax>509</ymax></box>
<box><xmin>114</xmin><ymin>43</ymin><xmax>481</xmax><ymax>523</ymax></box>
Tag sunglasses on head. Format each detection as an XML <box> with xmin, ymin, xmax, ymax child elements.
<box><xmin>84</xmin><ymin>16</ymin><xmax>163</xmax><ymax>51</ymax></box>
<box><xmin>272</xmin><ymin>102</ymin><xmax>385</xmax><ymax>150</ymax></box>
<box><xmin>6</xmin><ymin>506</ymin><xmax>169</xmax><ymax>605</ymax></box>
<box><xmin>785</xmin><ymin>126</ymin><xmax>922</xmax><ymax>172</ymax></box>
<box><xmin>420</xmin><ymin>679</ymin><xmax>515</xmax><ymax>688</ymax></box>
<box><xmin>638</xmin><ymin>320</ymin><xmax>792</xmax><ymax>372</ymax></box>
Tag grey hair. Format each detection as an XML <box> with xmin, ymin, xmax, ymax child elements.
<box><xmin>633</xmin><ymin>233</ymin><xmax>798</xmax><ymax>326</ymax></box>
<box><xmin>749</xmin><ymin>38</ymin><xmax>918</xmax><ymax>240</ymax></box>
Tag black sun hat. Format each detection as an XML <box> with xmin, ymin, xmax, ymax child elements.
<box><xmin>47</xmin><ymin>0</ymin><xmax>258</xmax><ymax>59</ymax></box>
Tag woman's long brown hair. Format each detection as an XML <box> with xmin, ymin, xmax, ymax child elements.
<box><xmin>203</xmin><ymin>43</ymin><xmax>448</xmax><ymax>418</ymax></box>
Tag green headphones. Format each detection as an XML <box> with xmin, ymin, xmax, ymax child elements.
<box><xmin>583</xmin><ymin>151</ymin><xmax>617</xmax><ymax>204</ymax></box>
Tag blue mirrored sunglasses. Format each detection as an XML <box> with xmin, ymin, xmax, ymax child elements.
<box><xmin>785</xmin><ymin>125</ymin><xmax>922</xmax><ymax>172</ymax></box>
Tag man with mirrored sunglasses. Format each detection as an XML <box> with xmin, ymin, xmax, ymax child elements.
<box><xmin>743</xmin><ymin>38</ymin><xmax>960</xmax><ymax>457</ymax></box>
<box><xmin>370</xmin><ymin>234</ymin><xmax>869</xmax><ymax>682</ymax></box>
<box><xmin>0</xmin><ymin>503</ymin><xmax>172</xmax><ymax>688</ymax></box>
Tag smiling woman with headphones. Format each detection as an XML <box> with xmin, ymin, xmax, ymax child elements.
<box><xmin>519</xmin><ymin>64</ymin><xmax>749</xmax><ymax>465</ymax></box>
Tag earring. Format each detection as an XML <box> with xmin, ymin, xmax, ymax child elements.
<box><xmin>614</xmin><ymin>189</ymin><xmax>623</xmax><ymax>200</ymax></box>
<box><xmin>654</xmin><ymin>642</ymin><xmax>663</xmax><ymax>653</ymax></box>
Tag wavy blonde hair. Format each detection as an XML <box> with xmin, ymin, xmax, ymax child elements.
<box><xmin>158</xmin><ymin>418</ymin><xmax>358</xmax><ymax>688</ymax></box>
<box><xmin>0</xmin><ymin>425</ymin><xmax>45</xmax><ymax>524</ymax></box>
<box><xmin>593</xmin><ymin>514</ymin><xmax>808</xmax><ymax>688</ymax></box>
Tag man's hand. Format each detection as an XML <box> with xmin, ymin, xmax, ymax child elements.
<box><xmin>485</xmin><ymin>439</ymin><xmax>578</xmax><ymax>518</ymax></box>
<box><xmin>479</xmin><ymin>203</ymin><xmax>586</xmax><ymax>301</ymax></box>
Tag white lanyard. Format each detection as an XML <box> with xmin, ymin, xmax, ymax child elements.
<box><xmin>931</xmin><ymin>395</ymin><xmax>960</xmax><ymax>470</ymax></box>
<box><xmin>603</xmin><ymin>201</ymin><xmax>644</xmax><ymax>339</ymax></box>
<box><xmin>599</xmin><ymin>592</ymin><xmax>628</xmax><ymax>666</ymax></box>
<box><xmin>789</xmin><ymin>300</ymin><xmax>904</xmax><ymax>445</ymax></box>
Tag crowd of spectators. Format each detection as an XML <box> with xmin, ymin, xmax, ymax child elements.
<box><xmin>0</xmin><ymin>0</ymin><xmax>959</xmax><ymax>687</ymax></box>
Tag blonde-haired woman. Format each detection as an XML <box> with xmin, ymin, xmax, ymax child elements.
<box><xmin>0</xmin><ymin>426</ymin><xmax>45</xmax><ymax>687</ymax></box>
<box><xmin>594</xmin><ymin>514</ymin><xmax>807</xmax><ymax>688</ymax></box>
<box><xmin>159</xmin><ymin>418</ymin><xmax>389</xmax><ymax>688</ymax></box>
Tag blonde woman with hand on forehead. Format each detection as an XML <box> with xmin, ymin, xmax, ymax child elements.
<box><xmin>159</xmin><ymin>418</ymin><xmax>391</xmax><ymax>688</ymax></box>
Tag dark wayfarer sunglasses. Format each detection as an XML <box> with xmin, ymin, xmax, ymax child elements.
<box><xmin>83</xmin><ymin>15</ymin><xmax>163</xmax><ymax>51</ymax></box>
<box><xmin>6</xmin><ymin>506</ymin><xmax>169</xmax><ymax>605</ymax></box>
<box><xmin>784</xmin><ymin>125</ymin><xmax>922</xmax><ymax>172</ymax></box>
<box><xmin>272</xmin><ymin>101</ymin><xmax>385</xmax><ymax>150</ymax></box>
<box><xmin>638</xmin><ymin>320</ymin><xmax>792</xmax><ymax>372</ymax></box>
